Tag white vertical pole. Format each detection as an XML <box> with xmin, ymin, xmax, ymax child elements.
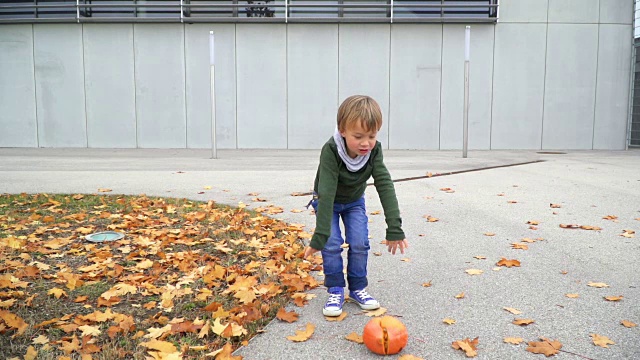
<box><xmin>76</xmin><ymin>0</ymin><xmax>80</xmax><ymax>22</ymax></box>
<box><xmin>209</xmin><ymin>31</ymin><xmax>217</xmax><ymax>159</ymax></box>
<box><xmin>463</xmin><ymin>26</ymin><xmax>470</xmax><ymax>158</ymax></box>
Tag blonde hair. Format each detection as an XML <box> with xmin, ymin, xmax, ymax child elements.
<box><xmin>337</xmin><ymin>95</ymin><xmax>383</xmax><ymax>133</ymax></box>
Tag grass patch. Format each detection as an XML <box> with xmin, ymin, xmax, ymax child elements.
<box><xmin>0</xmin><ymin>193</ymin><xmax>319</xmax><ymax>359</ymax></box>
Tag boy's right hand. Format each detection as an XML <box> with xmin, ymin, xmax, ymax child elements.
<box><xmin>304</xmin><ymin>246</ymin><xmax>320</xmax><ymax>259</ymax></box>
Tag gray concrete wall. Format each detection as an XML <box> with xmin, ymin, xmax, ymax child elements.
<box><xmin>0</xmin><ymin>0</ymin><xmax>634</xmax><ymax>150</ymax></box>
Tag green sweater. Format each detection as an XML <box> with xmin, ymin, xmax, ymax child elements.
<box><xmin>310</xmin><ymin>137</ymin><xmax>405</xmax><ymax>250</ymax></box>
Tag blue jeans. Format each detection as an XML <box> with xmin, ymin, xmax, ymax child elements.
<box><xmin>312</xmin><ymin>195</ymin><xmax>370</xmax><ymax>291</ymax></box>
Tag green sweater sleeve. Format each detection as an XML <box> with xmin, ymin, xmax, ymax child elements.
<box><xmin>309</xmin><ymin>143</ymin><xmax>339</xmax><ymax>250</ymax></box>
<box><xmin>372</xmin><ymin>146</ymin><xmax>406</xmax><ymax>241</ymax></box>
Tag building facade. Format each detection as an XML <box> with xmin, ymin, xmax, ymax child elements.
<box><xmin>0</xmin><ymin>0</ymin><xmax>635</xmax><ymax>149</ymax></box>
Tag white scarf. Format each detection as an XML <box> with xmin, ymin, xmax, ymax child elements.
<box><xmin>333</xmin><ymin>127</ymin><xmax>370</xmax><ymax>172</ymax></box>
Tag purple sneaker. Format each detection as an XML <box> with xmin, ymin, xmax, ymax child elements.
<box><xmin>323</xmin><ymin>287</ymin><xmax>345</xmax><ymax>316</ymax></box>
<box><xmin>349</xmin><ymin>288</ymin><xmax>380</xmax><ymax>310</ymax></box>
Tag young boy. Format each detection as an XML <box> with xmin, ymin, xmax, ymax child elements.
<box><xmin>304</xmin><ymin>95</ymin><xmax>408</xmax><ymax>317</ymax></box>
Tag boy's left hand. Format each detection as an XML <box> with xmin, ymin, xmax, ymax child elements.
<box><xmin>303</xmin><ymin>246</ymin><xmax>320</xmax><ymax>259</ymax></box>
<box><xmin>386</xmin><ymin>239</ymin><xmax>408</xmax><ymax>255</ymax></box>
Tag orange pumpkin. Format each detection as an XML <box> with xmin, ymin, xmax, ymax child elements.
<box><xmin>363</xmin><ymin>316</ymin><xmax>408</xmax><ymax>355</ymax></box>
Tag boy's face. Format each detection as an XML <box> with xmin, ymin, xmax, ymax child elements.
<box><xmin>340</xmin><ymin>121</ymin><xmax>378</xmax><ymax>159</ymax></box>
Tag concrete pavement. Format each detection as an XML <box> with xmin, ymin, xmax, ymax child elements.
<box><xmin>1</xmin><ymin>148</ymin><xmax>639</xmax><ymax>359</ymax></box>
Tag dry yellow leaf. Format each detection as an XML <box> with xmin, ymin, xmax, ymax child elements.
<box><xmin>452</xmin><ymin>337</ymin><xmax>478</xmax><ymax>357</ymax></box>
<box><xmin>503</xmin><ymin>307</ymin><xmax>522</xmax><ymax>315</ymax></box>
<box><xmin>455</xmin><ymin>292</ymin><xmax>465</xmax><ymax>299</ymax></box>
<box><xmin>401</xmin><ymin>258</ymin><xmax>411</xmax><ymax>262</ymax></box>
<box><xmin>465</xmin><ymin>269</ymin><xmax>483</xmax><ymax>275</ymax></box>
<box><xmin>496</xmin><ymin>258</ymin><xmax>521</xmax><ymax>268</ymax></box>
<box><xmin>483</xmin><ymin>232</ymin><xmax>495</xmax><ymax>236</ymax></box>
<box><xmin>24</xmin><ymin>346</ymin><xmax>37</xmax><ymax>360</ymax></box>
<box><xmin>590</xmin><ymin>334</ymin><xmax>615</xmax><ymax>348</ymax></box>
<box><xmin>443</xmin><ymin>318</ymin><xmax>456</xmax><ymax>325</ymax></box>
<box><xmin>504</xmin><ymin>337</ymin><xmax>524</xmax><ymax>345</ymax></box>
<box><xmin>325</xmin><ymin>312</ymin><xmax>347</xmax><ymax>322</ymax></box>
<box><xmin>47</xmin><ymin>288</ymin><xmax>67</xmax><ymax>299</ymax></box>
<box><xmin>398</xmin><ymin>355</ymin><xmax>424</xmax><ymax>360</ymax></box>
<box><xmin>565</xmin><ymin>294</ymin><xmax>579</xmax><ymax>298</ymax></box>
<box><xmin>422</xmin><ymin>281</ymin><xmax>432</xmax><ymax>287</ymax></box>
<box><xmin>527</xmin><ymin>338</ymin><xmax>562</xmax><ymax>356</ymax></box>
<box><xmin>373</xmin><ymin>252</ymin><xmax>382</xmax><ymax>256</ymax></box>
<box><xmin>587</xmin><ymin>282</ymin><xmax>609</xmax><ymax>288</ymax></box>
<box><xmin>550</xmin><ymin>203</ymin><xmax>562</xmax><ymax>208</ymax></box>
<box><xmin>286</xmin><ymin>323</ymin><xmax>315</xmax><ymax>342</ymax></box>
<box><xmin>78</xmin><ymin>325</ymin><xmax>102</xmax><ymax>337</ymax></box>
<box><xmin>527</xmin><ymin>220</ymin><xmax>540</xmax><ymax>225</ymax></box>
<box><xmin>97</xmin><ymin>188</ymin><xmax>112</xmax><ymax>192</ymax></box>
<box><xmin>621</xmin><ymin>320</ymin><xmax>637</xmax><ymax>328</ymax></box>
<box><xmin>512</xmin><ymin>318</ymin><xmax>534</xmax><ymax>326</ymax></box>
<box><xmin>345</xmin><ymin>332</ymin><xmax>363</xmax><ymax>344</ymax></box>
<box><xmin>604</xmin><ymin>295</ymin><xmax>623</xmax><ymax>302</ymax></box>
<box><xmin>32</xmin><ymin>334</ymin><xmax>49</xmax><ymax>345</ymax></box>
<box><xmin>474</xmin><ymin>255</ymin><xmax>486</xmax><ymax>260</ymax></box>
<box><xmin>511</xmin><ymin>243</ymin><xmax>528</xmax><ymax>250</ymax></box>
<box><xmin>370</xmin><ymin>210</ymin><xmax>381</xmax><ymax>215</ymax></box>
<box><xmin>363</xmin><ymin>307</ymin><xmax>387</xmax><ymax>317</ymax></box>
<box><xmin>139</xmin><ymin>339</ymin><xmax>178</xmax><ymax>353</ymax></box>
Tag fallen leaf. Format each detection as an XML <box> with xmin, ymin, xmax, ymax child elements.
<box><xmin>526</xmin><ymin>338</ymin><xmax>562</xmax><ymax>356</ymax></box>
<box><xmin>507</xmin><ymin>200</ymin><xmax>518</xmax><ymax>204</ymax></box>
<box><xmin>276</xmin><ymin>308</ymin><xmax>298</xmax><ymax>323</ymax></box>
<box><xmin>440</xmin><ymin>187</ymin><xmax>455</xmax><ymax>193</ymax></box>
<box><xmin>588</xmin><ymin>282</ymin><xmax>609</xmax><ymax>288</ymax></box>
<box><xmin>97</xmin><ymin>188</ymin><xmax>112</xmax><ymax>192</ymax></box>
<box><xmin>363</xmin><ymin>307</ymin><xmax>387</xmax><ymax>317</ymax></box>
<box><xmin>345</xmin><ymin>332</ymin><xmax>363</xmax><ymax>344</ymax></box>
<box><xmin>465</xmin><ymin>269</ymin><xmax>483</xmax><ymax>275</ymax></box>
<box><xmin>590</xmin><ymin>334</ymin><xmax>615</xmax><ymax>348</ymax></box>
<box><xmin>32</xmin><ymin>334</ymin><xmax>49</xmax><ymax>345</ymax></box>
<box><xmin>370</xmin><ymin>210</ymin><xmax>381</xmax><ymax>215</ymax></box>
<box><xmin>527</xmin><ymin>220</ymin><xmax>540</xmax><ymax>225</ymax></box>
<box><xmin>325</xmin><ymin>312</ymin><xmax>347</xmax><ymax>322</ymax></box>
<box><xmin>401</xmin><ymin>258</ymin><xmax>410</xmax><ymax>262</ymax></box>
<box><xmin>422</xmin><ymin>281</ymin><xmax>432</xmax><ymax>287</ymax></box>
<box><xmin>203</xmin><ymin>186</ymin><xmax>212</xmax><ymax>190</ymax></box>
<box><xmin>496</xmin><ymin>258</ymin><xmax>521</xmax><ymax>268</ymax></box>
<box><xmin>443</xmin><ymin>318</ymin><xmax>456</xmax><ymax>325</ymax></box>
<box><xmin>139</xmin><ymin>339</ymin><xmax>177</xmax><ymax>353</ymax></box>
<box><xmin>398</xmin><ymin>356</ymin><xmax>424</xmax><ymax>360</ymax></box>
<box><xmin>511</xmin><ymin>243</ymin><xmax>528</xmax><ymax>250</ymax></box>
<box><xmin>560</xmin><ymin>224</ymin><xmax>579</xmax><ymax>229</ymax></box>
<box><xmin>565</xmin><ymin>294</ymin><xmax>579</xmax><ymax>299</ymax></box>
<box><xmin>504</xmin><ymin>337</ymin><xmax>524</xmax><ymax>345</ymax></box>
<box><xmin>483</xmin><ymin>232</ymin><xmax>495</xmax><ymax>237</ymax></box>
<box><xmin>602</xmin><ymin>215</ymin><xmax>618</xmax><ymax>221</ymax></box>
<box><xmin>621</xmin><ymin>320</ymin><xmax>637</xmax><ymax>328</ymax></box>
<box><xmin>503</xmin><ymin>307</ymin><xmax>522</xmax><ymax>315</ymax></box>
<box><xmin>373</xmin><ymin>252</ymin><xmax>382</xmax><ymax>256</ymax></box>
<box><xmin>580</xmin><ymin>225</ymin><xmax>602</xmax><ymax>231</ymax></box>
<box><xmin>513</xmin><ymin>318</ymin><xmax>534</xmax><ymax>326</ymax></box>
<box><xmin>48</xmin><ymin>288</ymin><xmax>67</xmax><ymax>299</ymax></box>
<box><xmin>455</xmin><ymin>292</ymin><xmax>465</xmax><ymax>299</ymax></box>
<box><xmin>286</xmin><ymin>323</ymin><xmax>315</xmax><ymax>342</ymax></box>
<box><xmin>550</xmin><ymin>203</ymin><xmax>562</xmax><ymax>208</ymax></box>
<box><xmin>423</xmin><ymin>215</ymin><xmax>439</xmax><ymax>222</ymax></box>
<box><xmin>452</xmin><ymin>337</ymin><xmax>478</xmax><ymax>357</ymax></box>
<box><xmin>620</xmin><ymin>230</ymin><xmax>635</xmax><ymax>238</ymax></box>
<box><xmin>24</xmin><ymin>346</ymin><xmax>37</xmax><ymax>360</ymax></box>
<box><xmin>604</xmin><ymin>296</ymin><xmax>623</xmax><ymax>302</ymax></box>
<box><xmin>474</xmin><ymin>256</ymin><xmax>486</xmax><ymax>260</ymax></box>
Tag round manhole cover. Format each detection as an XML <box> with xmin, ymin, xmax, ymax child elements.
<box><xmin>537</xmin><ymin>151</ymin><xmax>566</xmax><ymax>155</ymax></box>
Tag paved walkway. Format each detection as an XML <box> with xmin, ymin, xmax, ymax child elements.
<box><xmin>1</xmin><ymin>148</ymin><xmax>639</xmax><ymax>359</ymax></box>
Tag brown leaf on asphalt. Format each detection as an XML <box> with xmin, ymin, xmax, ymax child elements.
<box><xmin>423</xmin><ymin>215</ymin><xmax>439</xmax><ymax>222</ymax></box>
<box><xmin>503</xmin><ymin>307</ymin><xmax>522</xmax><ymax>315</ymax></box>
<box><xmin>373</xmin><ymin>252</ymin><xmax>382</xmax><ymax>256</ymax></box>
<box><xmin>440</xmin><ymin>187</ymin><xmax>455</xmax><ymax>193</ymax></box>
<box><xmin>580</xmin><ymin>225</ymin><xmax>602</xmax><ymax>230</ymax></box>
<box><xmin>443</xmin><ymin>318</ymin><xmax>456</xmax><ymax>325</ymax></box>
<box><xmin>345</xmin><ymin>332</ymin><xmax>363</xmax><ymax>344</ymax></box>
<box><xmin>247</xmin><ymin>192</ymin><xmax>259</xmax><ymax>196</ymax></box>
<box><xmin>483</xmin><ymin>232</ymin><xmax>496</xmax><ymax>236</ymax></box>
<box><xmin>422</xmin><ymin>281</ymin><xmax>432</xmax><ymax>287</ymax></box>
<box><xmin>465</xmin><ymin>269</ymin><xmax>483</xmax><ymax>275</ymax></box>
<box><xmin>527</xmin><ymin>220</ymin><xmax>540</xmax><ymax>225</ymax></box>
<box><xmin>370</xmin><ymin>210</ymin><xmax>381</xmax><ymax>215</ymax></box>
<box><xmin>550</xmin><ymin>203</ymin><xmax>562</xmax><ymax>208</ymax></box>
<box><xmin>286</xmin><ymin>323</ymin><xmax>315</xmax><ymax>342</ymax></box>
<box><xmin>507</xmin><ymin>200</ymin><xmax>518</xmax><ymax>204</ymax></box>
<box><xmin>526</xmin><ymin>338</ymin><xmax>562</xmax><ymax>356</ymax></box>
<box><xmin>521</xmin><ymin>237</ymin><xmax>536</xmax><ymax>243</ymax></box>
<box><xmin>325</xmin><ymin>312</ymin><xmax>347</xmax><ymax>322</ymax></box>
<box><xmin>565</xmin><ymin>294</ymin><xmax>579</xmax><ymax>298</ymax></box>
<box><xmin>590</xmin><ymin>334</ymin><xmax>615</xmax><ymax>348</ymax></box>
<box><xmin>401</xmin><ymin>258</ymin><xmax>411</xmax><ymax>262</ymax></box>
<box><xmin>621</xmin><ymin>320</ymin><xmax>637</xmax><ymax>328</ymax></box>
<box><xmin>290</xmin><ymin>192</ymin><xmax>306</xmax><ymax>196</ymax></box>
<box><xmin>276</xmin><ymin>308</ymin><xmax>298</xmax><ymax>323</ymax></box>
<box><xmin>588</xmin><ymin>282</ymin><xmax>609</xmax><ymax>288</ymax></box>
<box><xmin>496</xmin><ymin>258</ymin><xmax>521</xmax><ymax>268</ymax></box>
<box><xmin>513</xmin><ymin>319</ymin><xmax>534</xmax><ymax>326</ymax></box>
<box><xmin>602</xmin><ymin>215</ymin><xmax>618</xmax><ymax>221</ymax></box>
<box><xmin>620</xmin><ymin>230</ymin><xmax>635</xmax><ymax>238</ymax></box>
<box><xmin>363</xmin><ymin>307</ymin><xmax>387</xmax><ymax>317</ymax></box>
<box><xmin>559</xmin><ymin>223</ymin><xmax>579</xmax><ymax>229</ymax></box>
<box><xmin>452</xmin><ymin>337</ymin><xmax>478</xmax><ymax>357</ymax></box>
<box><xmin>290</xmin><ymin>209</ymin><xmax>303</xmax><ymax>213</ymax></box>
<box><xmin>399</xmin><ymin>355</ymin><xmax>424</xmax><ymax>360</ymax></box>
<box><xmin>455</xmin><ymin>292</ymin><xmax>465</xmax><ymax>299</ymax></box>
<box><xmin>511</xmin><ymin>243</ymin><xmax>528</xmax><ymax>250</ymax></box>
<box><xmin>97</xmin><ymin>188</ymin><xmax>112</xmax><ymax>193</ymax></box>
<box><xmin>604</xmin><ymin>296</ymin><xmax>623</xmax><ymax>302</ymax></box>
<box><xmin>560</xmin><ymin>270</ymin><xmax>568</xmax><ymax>275</ymax></box>
<box><xmin>497</xmin><ymin>193</ymin><xmax>505</xmax><ymax>196</ymax></box>
<box><xmin>504</xmin><ymin>337</ymin><xmax>524</xmax><ymax>345</ymax></box>
<box><xmin>474</xmin><ymin>255</ymin><xmax>486</xmax><ymax>260</ymax></box>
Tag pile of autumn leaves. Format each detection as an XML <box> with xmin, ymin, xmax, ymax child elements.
<box><xmin>0</xmin><ymin>194</ymin><xmax>320</xmax><ymax>359</ymax></box>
